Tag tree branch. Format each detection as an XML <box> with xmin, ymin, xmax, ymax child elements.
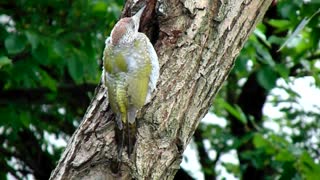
<box><xmin>194</xmin><ymin>129</ymin><xmax>217</xmax><ymax>180</ymax></box>
<box><xmin>50</xmin><ymin>1</ymin><xmax>273</xmax><ymax>179</ymax></box>
<box><xmin>0</xmin><ymin>83</ymin><xmax>96</xmax><ymax>104</ymax></box>
<box><xmin>174</xmin><ymin>168</ymin><xmax>194</xmax><ymax>180</ymax></box>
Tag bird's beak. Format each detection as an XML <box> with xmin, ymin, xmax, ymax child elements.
<box><xmin>132</xmin><ymin>5</ymin><xmax>146</xmax><ymax>28</ymax></box>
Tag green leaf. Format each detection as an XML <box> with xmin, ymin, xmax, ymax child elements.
<box><xmin>218</xmin><ymin>99</ymin><xmax>247</xmax><ymax>124</ymax></box>
<box><xmin>76</xmin><ymin>48</ymin><xmax>99</xmax><ymax>83</ymax></box>
<box><xmin>32</xmin><ymin>44</ymin><xmax>49</xmax><ymax>65</ymax></box>
<box><xmin>255</xmin><ymin>42</ymin><xmax>275</xmax><ymax>66</ymax></box>
<box><xmin>19</xmin><ymin>111</ymin><xmax>32</xmax><ymax>128</ymax></box>
<box><xmin>278</xmin><ymin>8</ymin><xmax>320</xmax><ymax>51</ymax></box>
<box><xmin>268</xmin><ymin>19</ymin><xmax>291</xmax><ymax>29</ymax></box>
<box><xmin>275</xmin><ymin>149</ymin><xmax>295</xmax><ymax>162</ymax></box>
<box><xmin>222</xmin><ymin>162</ymin><xmax>240</xmax><ymax>176</ymax></box>
<box><xmin>257</xmin><ymin>66</ymin><xmax>277</xmax><ymax>90</ymax></box>
<box><xmin>67</xmin><ymin>54</ymin><xmax>83</xmax><ymax>84</ymax></box>
<box><xmin>36</xmin><ymin>67</ymin><xmax>57</xmax><ymax>91</ymax></box>
<box><xmin>268</xmin><ymin>35</ymin><xmax>285</xmax><ymax>46</ymax></box>
<box><xmin>253</xmin><ymin>133</ymin><xmax>268</xmax><ymax>148</ymax></box>
<box><xmin>297</xmin><ymin>152</ymin><xmax>320</xmax><ymax>180</ymax></box>
<box><xmin>5</xmin><ymin>34</ymin><xmax>27</xmax><ymax>54</ymax></box>
<box><xmin>253</xmin><ymin>133</ymin><xmax>275</xmax><ymax>154</ymax></box>
<box><xmin>25</xmin><ymin>31</ymin><xmax>39</xmax><ymax>50</ymax></box>
<box><xmin>254</xmin><ymin>28</ymin><xmax>271</xmax><ymax>48</ymax></box>
<box><xmin>275</xmin><ymin>63</ymin><xmax>289</xmax><ymax>79</ymax></box>
<box><xmin>0</xmin><ymin>56</ymin><xmax>12</xmax><ymax>68</ymax></box>
<box><xmin>92</xmin><ymin>1</ymin><xmax>108</xmax><ymax>13</ymax></box>
<box><xmin>234</xmin><ymin>58</ymin><xmax>248</xmax><ymax>75</ymax></box>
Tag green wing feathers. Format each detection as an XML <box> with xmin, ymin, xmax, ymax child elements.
<box><xmin>104</xmin><ymin>74</ymin><xmax>128</xmax><ymax>129</ymax></box>
<box><xmin>127</xmin><ymin>64</ymin><xmax>151</xmax><ymax>108</ymax></box>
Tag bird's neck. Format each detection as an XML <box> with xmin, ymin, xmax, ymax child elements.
<box><xmin>112</xmin><ymin>34</ymin><xmax>137</xmax><ymax>47</ymax></box>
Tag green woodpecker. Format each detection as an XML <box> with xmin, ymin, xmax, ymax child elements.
<box><xmin>102</xmin><ymin>6</ymin><xmax>159</xmax><ymax>157</ymax></box>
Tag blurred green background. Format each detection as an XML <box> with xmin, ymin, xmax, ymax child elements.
<box><xmin>0</xmin><ymin>0</ymin><xmax>123</xmax><ymax>179</ymax></box>
<box><xmin>0</xmin><ymin>0</ymin><xmax>320</xmax><ymax>179</ymax></box>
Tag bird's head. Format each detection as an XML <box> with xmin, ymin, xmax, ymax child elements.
<box><xmin>110</xmin><ymin>6</ymin><xmax>145</xmax><ymax>46</ymax></box>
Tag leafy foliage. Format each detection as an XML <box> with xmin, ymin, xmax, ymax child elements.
<box><xmin>1</xmin><ymin>0</ymin><xmax>320</xmax><ymax>179</ymax></box>
<box><xmin>194</xmin><ymin>0</ymin><xmax>320</xmax><ymax>179</ymax></box>
<box><xmin>0</xmin><ymin>0</ymin><xmax>122</xmax><ymax>179</ymax></box>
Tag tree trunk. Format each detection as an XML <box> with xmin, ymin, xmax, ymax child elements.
<box><xmin>49</xmin><ymin>0</ymin><xmax>272</xmax><ymax>179</ymax></box>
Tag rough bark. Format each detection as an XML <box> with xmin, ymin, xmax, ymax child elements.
<box><xmin>50</xmin><ymin>0</ymin><xmax>272</xmax><ymax>179</ymax></box>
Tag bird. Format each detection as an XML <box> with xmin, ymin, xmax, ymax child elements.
<box><xmin>102</xmin><ymin>5</ymin><xmax>159</xmax><ymax>159</ymax></box>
